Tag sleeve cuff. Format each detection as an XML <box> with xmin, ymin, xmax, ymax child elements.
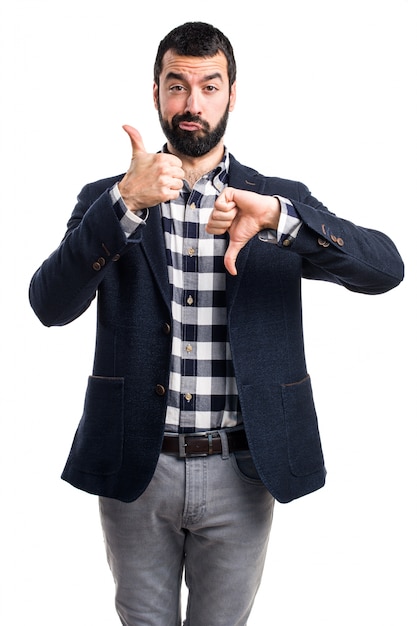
<box><xmin>258</xmin><ymin>195</ymin><xmax>302</xmax><ymax>246</ymax></box>
<box><xmin>109</xmin><ymin>183</ymin><xmax>149</xmax><ymax>238</ymax></box>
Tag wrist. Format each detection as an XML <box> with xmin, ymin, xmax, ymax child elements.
<box><xmin>118</xmin><ymin>177</ymin><xmax>147</xmax><ymax>212</ymax></box>
<box><xmin>118</xmin><ymin>186</ymin><xmax>138</xmax><ymax>212</ymax></box>
<box><xmin>263</xmin><ymin>196</ymin><xmax>280</xmax><ymax>230</ymax></box>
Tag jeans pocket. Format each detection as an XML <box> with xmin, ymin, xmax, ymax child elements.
<box><xmin>231</xmin><ymin>450</ymin><xmax>263</xmax><ymax>484</ymax></box>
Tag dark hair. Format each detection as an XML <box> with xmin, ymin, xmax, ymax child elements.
<box><xmin>154</xmin><ymin>22</ymin><xmax>236</xmax><ymax>88</ymax></box>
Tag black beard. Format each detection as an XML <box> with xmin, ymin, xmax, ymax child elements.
<box><xmin>158</xmin><ymin>107</ymin><xmax>229</xmax><ymax>157</ymax></box>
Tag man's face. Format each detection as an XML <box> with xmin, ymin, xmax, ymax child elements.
<box><xmin>154</xmin><ymin>50</ymin><xmax>236</xmax><ymax>158</ymax></box>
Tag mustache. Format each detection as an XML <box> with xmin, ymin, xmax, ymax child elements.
<box><xmin>171</xmin><ymin>112</ymin><xmax>210</xmax><ymax>131</ymax></box>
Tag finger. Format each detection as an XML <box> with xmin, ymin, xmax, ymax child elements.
<box><xmin>206</xmin><ymin>206</ymin><xmax>237</xmax><ymax>234</ymax></box>
<box><xmin>122</xmin><ymin>124</ymin><xmax>147</xmax><ymax>155</ymax></box>
<box><xmin>169</xmin><ymin>176</ymin><xmax>184</xmax><ymax>191</ymax></box>
<box><xmin>223</xmin><ymin>240</ymin><xmax>243</xmax><ymax>276</ymax></box>
<box><xmin>214</xmin><ymin>187</ymin><xmax>236</xmax><ymax>212</ymax></box>
<box><xmin>171</xmin><ymin>164</ymin><xmax>186</xmax><ymax>180</ymax></box>
<box><xmin>206</xmin><ymin>224</ymin><xmax>228</xmax><ymax>235</ymax></box>
<box><xmin>214</xmin><ymin>200</ymin><xmax>237</xmax><ymax>214</ymax></box>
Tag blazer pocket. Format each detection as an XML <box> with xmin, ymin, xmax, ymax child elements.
<box><xmin>282</xmin><ymin>375</ymin><xmax>324</xmax><ymax>477</ymax></box>
<box><xmin>67</xmin><ymin>375</ymin><xmax>124</xmax><ymax>476</ymax></box>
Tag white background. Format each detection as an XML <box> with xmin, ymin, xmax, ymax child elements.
<box><xmin>1</xmin><ymin>0</ymin><xmax>416</xmax><ymax>624</ymax></box>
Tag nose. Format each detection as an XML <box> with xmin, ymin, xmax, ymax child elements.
<box><xmin>185</xmin><ymin>89</ymin><xmax>202</xmax><ymax>116</ymax></box>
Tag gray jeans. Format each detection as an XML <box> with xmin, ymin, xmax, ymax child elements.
<box><xmin>99</xmin><ymin>447</ymin><xmax>275</xmax><ymax>626</ymax></box>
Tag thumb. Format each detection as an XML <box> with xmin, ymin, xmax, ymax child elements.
<box><xmin>122</xmin><ymin>124</ymin><xmax>147</xmax><ymax>155</ymax></box>
<box><xmin>223</xmin><ymin>240</ymin><xmax>243</xmax><ymax>276</ymax></box>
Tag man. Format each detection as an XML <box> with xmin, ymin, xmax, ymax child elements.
<box><xmin>29</xmin><ymin>21</ymin><xmax>404</xmax><ymax>626</ymax></box>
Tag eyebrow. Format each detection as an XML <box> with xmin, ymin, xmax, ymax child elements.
<box><xmin>165</xmin><ymin>71</ymin><xmax>224</xmax><ymax>83</ymax></box>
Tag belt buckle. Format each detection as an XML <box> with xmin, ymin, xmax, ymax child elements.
<box><xmin>178</xmin><ymin>432</ymin><xmax>216</xmax><ymax>458</ymax></box>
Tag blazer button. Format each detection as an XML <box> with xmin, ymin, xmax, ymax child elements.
<box><xmin>93</xmin><ymin>257</ymin><xmax>105</xmax><ymax>271</ymax></box>
<box><xmin>318</xmin><ymin>237</ymin><xmax>330</xmax><ymax>248</ymax></box>
<box><xmin>112</xmin><ymin>254</ymin><xmax>121</xmax><ymax>262</ymax></box>
<box><xmin>162</xmin><ymin>322</ymin><xmax>171</xmax><ymax>335</ymax></box>
<box><xmin>155</xmin><ymin>384</ymin><xmax>166</xmax><ymax>396</ymax></box>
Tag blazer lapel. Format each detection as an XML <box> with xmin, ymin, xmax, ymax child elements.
<box><xmin>226</xmin><ymin>156</ymin><xmax>266</xmax><ymax>310</ymax></box>
<box><xmin>140</xmin><ymin>205</ymin><xmax>171</xmax><ymax>310</ymax></box>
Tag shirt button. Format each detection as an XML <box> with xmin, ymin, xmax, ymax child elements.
<box><xmin>189</xmin><ymin>202</ymin><xmax>196</xmax><ymax>210</ymax></box>
<box><xmin>187</xmin><ymin>295</ymin><xmax>194</xmax><ymax>305</ymax></box>
<box><xmin>184</xmin><ymin>393</ymin><xmax>193</xmax><ymax>402</ymax></box>
<box><xmin>186</xmin><ymin>344</ymin><xmax>193</xmax><ymax>353</ymax></box>
<box><xmin>188</xmin><ymin>248</ymin><xmax>195</xmax><ymax>256</ymax></box>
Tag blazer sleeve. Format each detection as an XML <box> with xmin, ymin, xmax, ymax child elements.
<box><xmin>285</xmin><ymin>182</ymin><xmax>404</xmax><ymax>294</ymax></box>
<box><xmin>29</xmin><ymin>178</ymin><xmax>144</xmax><ymax>327</ymax></box>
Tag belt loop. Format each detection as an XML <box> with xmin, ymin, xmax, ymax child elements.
<box><xmin>219</xmin><ymin>430</ymin><xmax>230</xmax><ymax>459</ymax></box>
<box><xmin>178</xmin><ymin>434</ymin><xmax>187</xmax><ymax>458</ymax></box>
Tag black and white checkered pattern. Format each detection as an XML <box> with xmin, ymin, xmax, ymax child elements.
<box><xmin>160</xmin><ymin>152</ymin><xmax>242</xmax><ymax>432</ymax></box>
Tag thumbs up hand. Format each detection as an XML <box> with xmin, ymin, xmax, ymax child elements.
<box><xmin>118</xmin><ymin>125</ymin><xmax>185</xmax><ymax>212</ymax></box>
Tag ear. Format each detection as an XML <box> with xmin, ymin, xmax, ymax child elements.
<box><xmin>153</xmin><ymin>83</ymin><xmax>159</xmax><ymax>110</ymax></box>
<box><xmin>228</xmin><ymin>81</ymin><xmax>237</xmax><ymax>112</ymax></box>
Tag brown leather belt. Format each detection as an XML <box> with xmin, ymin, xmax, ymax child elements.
<box><xmin>162</xmin><ymin>428</ymin><xmax>248</xmax><ymax>458</ymax></box>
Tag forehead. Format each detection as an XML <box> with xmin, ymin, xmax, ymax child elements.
<box><xmin>159</xmin><ymin>50</ymin><xmax>229</xmax><ymax>81</ymax></box>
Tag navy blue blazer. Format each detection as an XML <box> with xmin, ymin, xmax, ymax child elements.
<box><xmin>29</xmin><ymin>154</ymin><xmax>404</xmax><ymax>503</ymax></box>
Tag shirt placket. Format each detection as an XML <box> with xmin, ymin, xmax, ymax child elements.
<box><xmin>180</xmin><ymin>194</ymin><xmax>199</xmax><ymax>429</ymax></box>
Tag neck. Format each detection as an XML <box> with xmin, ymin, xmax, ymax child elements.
<box><xmin>168</xmin><ymin>141</ymin><xmax>225</xmax><ymax>187</ymax></box>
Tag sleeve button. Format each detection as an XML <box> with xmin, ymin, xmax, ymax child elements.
<box><xmin>318</xmin><ymin>237</ymin><xmax>330</xmax><ymax>247</ymax></box>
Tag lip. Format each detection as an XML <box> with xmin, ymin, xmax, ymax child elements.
<box><xmin>178</xmin><ymin>122</ymin><xmax>202</xmax><ymax>131</ymax></box>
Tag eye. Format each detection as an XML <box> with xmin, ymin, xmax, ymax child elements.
<box><xmin>204</xmin><ymin>85</ymin><xmax>218</xmax><ymax>93</ymax></box>
<box><xmin>169</xmin><ymin>84</ymin><xmax>186</xmax><ymax>93</ymax></box>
